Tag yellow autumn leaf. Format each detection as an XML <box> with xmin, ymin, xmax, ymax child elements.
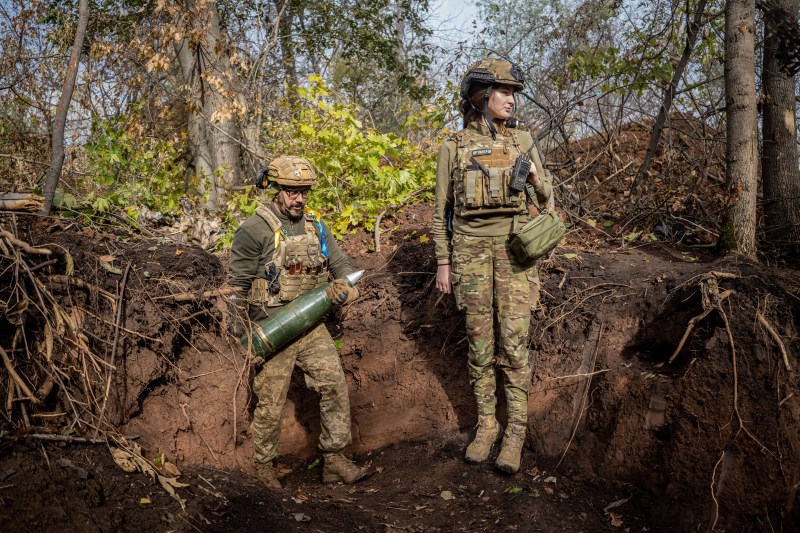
<box><xmin>139</xmin><ymin>497</ymin><xmax>151</xmax><ymax>505</ymax></box>
<box><xmin>419</xmin><ymin>234</ymin><xmax>429</xmax><ymax>243</ymax></box>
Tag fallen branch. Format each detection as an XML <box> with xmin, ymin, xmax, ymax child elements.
<box><xmin>0</xmin><ymin>193</ymin><xmax>44</xmax><ymax>212</ymax></box>
<box><xmin>20</xmin><ymin>433</ymin><xmax>109</xmax><ymax>444</ymax></box>
<box><xmin>0</xmin><ymin>229</ymin><xmax>51</xmax><ymax>255</ymax></box>
<box><xmin>0</xmin><ymin>345</ymin><xmax>40</xmax><ymax>405</ymax></box>
<box><xmin>756</xmin><ymin>311</ymin><xmax>792</xmax><ymax>371</ymax></box>
<box><xmin>152</xmin><ymin>287</ymin><xmax>238</xmax><ymax>302</ymax></box>
<box><xmin>557</xmin><ymin>321</ymin><xmax>603</xmax><ymax>468</ymax></box>
<box><xmin>47</xmin><ymin>274</ymin><xmax>117</xmax><ymax>304</ymax></box>
<box><xmin>95</xmin><ymin>262</ymin><xmax>131</xmax><ymax>438</ymax></box>
<box><xmin>548</xmin><ymin>369</ymin><xmax>610</xmax><ymax>380</ymax></box>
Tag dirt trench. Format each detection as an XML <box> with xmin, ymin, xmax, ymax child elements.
<box><xmin>2</xmin><ymin>207</ymin><xmax>799</xmax><ymax>530</ymax></box>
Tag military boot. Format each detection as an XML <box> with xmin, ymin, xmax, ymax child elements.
<box><xmin>495</xmin><ymin>423</ymin><xmax>527</xmax><ymax>473</ymax></box>
<box><xmin>322</xmin><ymin>453</ymin><xmax>369</xmax><ymax>483</ymax></box>
<box><xmin>254</xmin><ymin>462</ymin><xmax>282</xmax><ymax>489</ymax></box>
<box><xmin>465</xmin><ymin>415</ymin><xmax>502</xmax><ymax>463</ymax></box>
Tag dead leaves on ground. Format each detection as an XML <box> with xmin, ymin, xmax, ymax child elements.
<box><xmin>110</xmin><ymin>438</ymin><xmax>189</xmax><ymax>509</ymax></box>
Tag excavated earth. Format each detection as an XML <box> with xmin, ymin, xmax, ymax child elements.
<box><xmin>1</xmin><ymin>203</ymin><xmax>799</xmax><ymax>532</ymax></box>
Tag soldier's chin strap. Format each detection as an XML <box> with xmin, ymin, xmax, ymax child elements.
<box><xmin>483</xmin><ymin>86</ymin><xmax>497</xmax><ymax>140</ymax></box>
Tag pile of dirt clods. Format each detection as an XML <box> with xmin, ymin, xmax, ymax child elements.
<box><xmin>1</xmin><ymin>207</ymin><xmax>799</xmax><ymax>531</ymax></box>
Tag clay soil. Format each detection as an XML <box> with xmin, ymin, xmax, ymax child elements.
<box><xmin>1</xmin><ymin>199</ymin><xmax>800</xmax><ymax>532</ymax></box>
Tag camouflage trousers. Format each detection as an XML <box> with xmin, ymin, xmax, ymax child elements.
<box><xmin>251</xmin><ymin>323</ymin><xmax>352</xmax><ymax>465</ymax></box>
<box><xmin>451</xmin><ymin>233</ymin><xmax>537</xmax><ymax>425</ymax></box>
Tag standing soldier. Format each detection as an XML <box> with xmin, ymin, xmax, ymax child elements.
<box><xmin>432</xmin><ymin>59</ymin><xmax>552</xmax><ymax>473</ymax></box>
<box><xmin>228</xmin><ymin>156</ymin><xmax>368</xmax><ymax>488</ymax></box>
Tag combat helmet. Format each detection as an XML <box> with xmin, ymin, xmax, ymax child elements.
<box><xmin>255</xmin><ymin>156</ymin><xmax>318</xmax><ymax>189</ymax></box>
<box><xmin>460</xmin><ymin>58</ymin><xmax>525</xmax><ymax>139</ymax></box>
<box><xmin>460</xmin><ymin>58</ymin><xmax>525</xmax><ymax>99</ymax></box>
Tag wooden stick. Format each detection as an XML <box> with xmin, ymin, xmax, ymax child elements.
<box><xmin>0</xmin><ymin>345</ymin><xmax>39</xmax><ymax>404</ymax></box>
<box><xmin>47</xmin><ymin>275</ymin><xmax>116</xmax><ymax>303</ymax></box>
<box><xmin>5</xmin><ymin>375</ymin><xmax>14</xmax><ymax>412</ymax></box>
<box><xmin>95</xmin><ymin>262</ymin><xmax>130</xmax><ymax>438</ymax></box>
<box><xmin>29</xmin><ymin>259</ymin><xmax>58</xmax><ymax>272</ymax></box>
<box><xmin>0</xmin><ymin>230</ymin><xmax>51</xmax><ymax>255</ymax></box>
<box><xmin>21</xmin><ymin>433</ymin><xmax>108</xmax><ymax>444</ymax></box>
<box><xmin>152</xmin><ymin>287</ymin><xmax>238</xmax><ymax>302</ymax></box>
<box><xmin>548</xmin><ymin>369</ymin><xmax>610</xmax><ymax>380</ymax></box>
<box><xmin>756</xmin><ymin>311</ymin><xmax>792</xmax><ymax>371</ymax></box>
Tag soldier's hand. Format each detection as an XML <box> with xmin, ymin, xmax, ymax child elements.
<box><xmin>326</xmin><ymin>278</ymin><xmax>359</xmax><ymax>306</ymax></box>
<box><xmin>247</xmin><ymin>351</ymin><xmax>265</xmax><ymax>368</ymax></box>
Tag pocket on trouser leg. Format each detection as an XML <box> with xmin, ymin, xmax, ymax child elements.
<box><xmin>451</xmin><ymin>272</ymin><xmax>464</xmax><ymax>311</ymax></box>
<box><xmin>525</xmin><ymin>268</ymin><xmax>540</xmax><ymax>313</ymax></box>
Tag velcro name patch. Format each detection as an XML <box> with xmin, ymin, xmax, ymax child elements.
<box><xmin>471</xmin><ymin>148</ymin><xmax>492</xmax><ymax>157</ymax></box>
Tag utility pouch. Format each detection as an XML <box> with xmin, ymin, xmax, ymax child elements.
<box><xmin>509</xmin><ymin>210</ymin><xmax>566</xmax><ymax>264</ymax></box>
<box><xmin>248</xmin><ymin>278</ymin><xmax>270</xmax><ymax>303</ymax></box>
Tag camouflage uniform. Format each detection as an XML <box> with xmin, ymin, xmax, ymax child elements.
<box><xmin>433</xmin><ymin>120</ymin><xmax>552</xmax><ymax>426</ymax></box>
<box><xmin>229</xmin><ymin>202</ymin><xmax>354</xmax><ymax>466</ymax></box>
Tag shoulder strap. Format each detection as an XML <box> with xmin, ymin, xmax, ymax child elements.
<box><xmin>255</xmin><ymin>205</ymin><xmax>287</xmax><ymax>264</ymax></box>
<box><xmin>304</xmin><ymin>208</ymin><xmax>328</xmax><ymax>258</ymax></box>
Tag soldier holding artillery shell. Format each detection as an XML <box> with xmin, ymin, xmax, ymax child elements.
<box><xmin>228</xmin><ymin>156</ymin><xmax>368</xmax><ymax>489</ymax></box>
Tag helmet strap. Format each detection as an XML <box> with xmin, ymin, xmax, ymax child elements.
<box><xmin>483</xmin><ymin>87</ymin><xmax>497</xmax><ymax>140</ymax></box>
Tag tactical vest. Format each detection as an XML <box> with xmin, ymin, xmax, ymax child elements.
<box><xmin>451</xmin><ymin>128</ymin><xmax>527</xmax><ymax>218</ymax></box>
<box><xmin>247</xmin><ymin>206</ymin><xmax>329</xmax><ymax>307</ymax></box>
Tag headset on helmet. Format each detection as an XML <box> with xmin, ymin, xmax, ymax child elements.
<box><xmin>460</xmin><ymin>58</ymin><xmax>525</xmax><ymax>140</ymax></box>
<box><xmin>460</xmin><ymin>59</ymin><xmax>525</xmax><ymax>98</ymax></box>
<box><xmin>254</xmin><ymin>156</ymin><xmax>318</xmax><ymax>189</ymax></box>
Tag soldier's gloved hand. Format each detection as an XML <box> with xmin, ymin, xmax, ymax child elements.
<box><xmin>247</xmin><ymin>351</ymin><xmax>265</xmax><ymax>368</ymax></box>
<box><xmin>325</xmin><ymin>278</ymin><xmax>359</xmax><ymax>306</ymax></box>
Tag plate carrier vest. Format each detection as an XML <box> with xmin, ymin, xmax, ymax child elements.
<box><xmin>451</xmin><ymin>128</ymin><xmax>528</xmax><ymax>218</ymax></box>
<box><xmin>247</xmin><ymin>206</ymin><xmax>330</xmax><ymax>307</ymax></box>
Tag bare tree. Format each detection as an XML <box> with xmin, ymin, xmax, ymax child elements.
<box><xmin>41</xmin><ymin>0</ymin><xmax>89</xmax><ymax>215</ymax></box>
<box><xmin>760</xmin><ymin>0</ymin><xmax>800</xmax><ymax>254</ymax></box>
<box><xmin>721</xmin><ymin>0</ymin><xmax>758</xmax><ymax>258</ymax></box>
<box><xmin>634</xmin><ymin>0</ymin><xmax>709</xmax><ymax>190</ymax></box>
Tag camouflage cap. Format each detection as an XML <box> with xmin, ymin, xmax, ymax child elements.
<box><xmin>256</xmin><ymin>156</ymin><xmax>318</xmax><ymax>188</ymax></box>
<box><xmin>460</xmin><ymin>59</ymin><xmax>525</xmax><ymax>98</ymax></box>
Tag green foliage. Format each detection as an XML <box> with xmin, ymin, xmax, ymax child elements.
<box><xmin>217</xmin><ymin>190</ymin><xmax>261</xmax><ymax>250</ymax></box>
<box><xmin>262</xmin><ymin>75</ymin><xmax>442</xmax><ymax>238</ymax></box>
<box><xmin>85</xmin><ymin>110</ymin><xmax>189</xmax><ymax>216</ymax></box>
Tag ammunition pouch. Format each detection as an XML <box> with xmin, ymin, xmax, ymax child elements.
<box><xmin>248</xmin><ymin>277</ymin><xmax>270</xmax><ymax>304</ymax></box>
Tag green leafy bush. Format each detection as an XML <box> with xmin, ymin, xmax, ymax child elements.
<box><xmin>85</xmin><ymin>109</ymin><xmax>189</xmax><ymax>218</ymax></box>
<box><xmin>262</xmin><ymin>75</ymin><xmax>442</xmax><ymax>237</ymax></box>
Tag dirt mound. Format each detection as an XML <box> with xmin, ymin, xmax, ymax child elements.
<box><xmin>549</xmin><ymin>116</ymin><xmax>727</xmax><ymax>247</ymax></box>
<box><xmin>2</xmin><ymin>207</ymin><xmax>799</xmax><ymax>530</ymax></box>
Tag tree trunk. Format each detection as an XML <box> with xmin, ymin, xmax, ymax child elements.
<box><xmin>721</xmin><ymin>0</ymin><xmax>758</xmax><ymax>258</ymax></box>
<box><xmin>633</xmin><ymin>0</ymin><xmax>708</xmax><ymax>192</ymax></box>
<box><xmin>761</xmin><ymin>0</ymin><xmax>800</xmax><ymax>254</ymax></box>
<box><xmin>41</xmin><ymin>0</ymin><xmax>89</xmax><ymax>215</ymax></box>
<box><xmin>274</xmin><ymin>0</ymin><xmax>299</xmax><ymax>95</ymax></box>
<box><xmin>174</xmin><ymin>0</ymin><xmax>245</xmax><ymax>211</ymax></box>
